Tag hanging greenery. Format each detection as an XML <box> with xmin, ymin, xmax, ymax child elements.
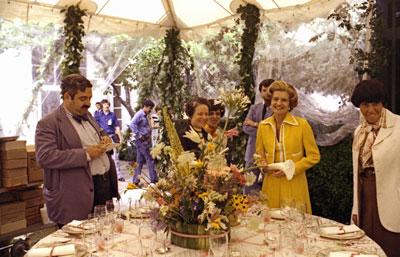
<box><xmin>60</xmin><ymin>4</ymin><xmax>87</xmax><ymax>76</ymax></box>
<box><xmin>229</xmin><ymin>4</ymin><xmax>261</xmax><ymax>165</ymax></box>
<box><xmin>326</xmin><ymin>0</ymin><xmax>388</xmax><ymax>79</ymax></box>
<box><xmin>236</xmin><ymin>3</ymin><xmax>261</xmax><ymax>102</ymax></box>
<box><xmin>155</xmin><ymin>28</ymin><xmax>194</xmax><ymax>119</ymax></box>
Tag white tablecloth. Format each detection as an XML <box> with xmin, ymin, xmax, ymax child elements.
<box><xmin>29</xmin><ymin>213</ymin><xmax>386</xmax><ymax>257</ymax></box>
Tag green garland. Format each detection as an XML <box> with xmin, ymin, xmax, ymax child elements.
<box><xmin>229</xmin><ymin>4</ymin><xmax>261</xmax><ymax>165</ymax></box>
<box><xmin>236</xmin><ymin>4</ymin><xmax>261</xmax><ymax>102</ymax></box>
<box><xmin>60</xmin><ymin>4</ymin><xmax>87</xmax><ymax>76</ymax></box>
<box><xmin>155</xmin><ymin>28</ymin><xmax>194</xmax><ymax>119</ymax></box>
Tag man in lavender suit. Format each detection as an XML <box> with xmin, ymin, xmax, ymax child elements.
<box><xmin>243</xmin><ymin>79</ymin><xmax>274</xmax><ymax>194</ymax></box>
<box><xmin>35</xmin><ymin>74</ymin><xmax>119</xmax><ymax>228</ymax></box>
<box><xmin>130</xmin><ymin>100</ymin><xmax>158</xmax><ymax>185</ymax></box>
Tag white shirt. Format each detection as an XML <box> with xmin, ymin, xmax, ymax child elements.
<box><xmin>64</xmin><ymin>109</ymin><xmax>110</xmax><ymax>175</ymax></box>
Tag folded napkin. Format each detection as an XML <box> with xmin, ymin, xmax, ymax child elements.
<box><xmin>321</xmin><ymin>224</ymin><xmax>360</xmax><ymax>235</ymax></box>
<box><xmin>67</xmin><ymin>220</ymin><xmax>83</xmax><ymax>227</ymax></box>
<box><xmin>268</xmin><ymin>160</ymin><xmax>295</xmax><ymax>180</ymax></box>
<box><xmin>26</xmin><ymin>244</ymin><xmax>75</xmax><ymax>257</ymax></box>
<box><xmin>329</xmin><ymin>251</ymin><xmax>378</xmax><ymax>257</ymax></box>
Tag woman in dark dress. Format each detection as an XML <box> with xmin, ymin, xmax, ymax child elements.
<box><xmin>180</xmin><ymin>97</ymin><xmax>210</xmax><ymax>158</ymax></box>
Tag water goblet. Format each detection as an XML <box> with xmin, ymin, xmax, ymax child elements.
<box><xmin>94</xmin><ymin>205</ymin><xmax>107</xmax><ymax>219</ymax></box>
<box><xmin>209</xmin><ymin>230</ymin><xmax>229</xmax><ymax>257</ymax></box>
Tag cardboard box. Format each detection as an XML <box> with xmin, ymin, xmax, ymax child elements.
<box><xmin>26</xmin><ymin>215</ymin><xmax>42</xmax><ymax>226</ymax></box>
<box><xmin>2</xmin><ymin>176</ymin><xmax>28</xmax><ymax>188</ymax></box>
<box><xmin>25</xmin><ymin>206</ymin><xmax>40</xmax><ymax>217</ymax></box>
<box><xmin>2</xmin><ymin>159</ymin><xmax>27</xmax><ymax>169</ymax></box>
<box><xmin>28</xmin><ymin>168</ymin><xmax>43</xmax><ymax>183</ymax></box>
<box><xmin>0</xmin><ymin>201</ymin><xmax>26</xmax><ymax>216</ymax></box>
<box><xmin>1</xmin><ymin>211</ymin><xmax>25</xmax><ymax>224</ymax></box>
<box><xmin>25</xmin><ymin>197</ymin><xmax>44</xmax><ymax>208</ymax></box>
<box><xmin>1</xmin><ymin>149</ymin><xmax>27</xmax><ymax>160</ymax></box>
<box><xmin>2</xmin><ymin>168</ymin><xmax>27</xmax><ymax>178</ymax></box>
<box><xmin>19</xmin><ymin>188</ymin><xmax>43</xmax><ymax>200</ymax></box>
<box><xmin>0</xmin><ymin>219</ymin><xmax>26</xmax><ymax>235</ymax></box>
<box><xmin>0</xmin><ymin>141</ymin><xmax>26</xmax><ymax>151</ymax></box>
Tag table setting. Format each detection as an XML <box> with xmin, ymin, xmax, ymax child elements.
<box><xmin>26</xmin><ymin>195</ymin><xmax>386</xmax><ymax>257</ymax></box>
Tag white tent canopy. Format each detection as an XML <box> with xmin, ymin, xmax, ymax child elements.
<box><xmin>1</xmin><ymin>0</ymin><xmax>344</xmax><ymax>39</ymax></box>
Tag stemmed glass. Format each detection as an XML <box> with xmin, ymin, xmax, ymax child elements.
<box><xmin>209</xmin><ymin>230</ymin><xmax>229</xmax><ymax>257</ymax></box>
<box><xmin>280</xmin><ymin>198</ymin><xmax>294</xmax><ymax>220</ymax></box>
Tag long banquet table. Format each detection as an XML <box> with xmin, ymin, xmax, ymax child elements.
<box><xmin>27</xmin><ymin>210</ymin><xmax>386</xmax><ymax>257</ymax></box>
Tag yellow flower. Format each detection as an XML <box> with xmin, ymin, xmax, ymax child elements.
<box><xmin>210</xmin><ymin>221</ymin><xmax>221</xmax><ymax>230</ymax></box>
<box><xmin>199</xmin><ymin>192</ymin><xmax>209</xmax><ymax>200</ymax></box>
<box><xmin>126</xmin><ymin>182</ymin><xmax>138</xmax><ymax>190</ymax></box>
<box><xmin>206</xmin><ymin>142</ymin><xmax>216</xmax><ymax>152</ymax></box>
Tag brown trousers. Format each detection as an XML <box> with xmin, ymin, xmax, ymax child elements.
<box><xmin>359</xmin><ymin>174</ymin><xmax>400</xmax><ymax>257</ymax></box>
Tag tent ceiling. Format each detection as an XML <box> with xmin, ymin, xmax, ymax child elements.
<box><xmin>0</xmin><ymin>0</ymin><xmax>345</xmax><ymax>39</ymax></box>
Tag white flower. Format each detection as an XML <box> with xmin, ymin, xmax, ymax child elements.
<box><xmin>183</xmin><ymin>127</ymin><xmax>202</xmax><ymax>144</ymax></box>
<box><xmin>150</xmin><ymin>142</ymin><xmax>165</xmax><ymax>159</ymax></box>
<box><xmin>244</xmin><ymin>172</ymin><xmax>257</xmax><ymax>186</ymax></box>
<box><xmin>177</xmin><ymin>151</ymin><xmax>196</xmax><ymax>168</ymax></box>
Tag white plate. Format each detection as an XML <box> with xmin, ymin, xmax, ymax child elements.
<box><xmin>317</xmin><ymin>247</ymin><xmax>380</xmax><ymax>257</ymax></box>
<box><xmin>318</xmin><ymin>228</ymin><xmax>365</xmax><ymax>240</ymax></box>
<box><xmin>269</xmin><ymin>209</ymin><xmax>285</xmax><ymax>220</ymax></box>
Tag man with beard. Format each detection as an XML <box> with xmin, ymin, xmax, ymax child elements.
<box><xmin>35</xmin><ymin>74</ymin><xmax>119</xmax><ymax>228</ymax></box>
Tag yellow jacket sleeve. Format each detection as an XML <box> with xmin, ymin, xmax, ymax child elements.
<box><xmin>294</xmin><ymin>120</ymin><xmax>320</xmax><ymax>176</ymax></box>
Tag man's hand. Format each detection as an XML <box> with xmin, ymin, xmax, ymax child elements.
<box><xmin>244</xmin><ymin>119</ymin><xmax>258</xmax><ymax>128</ymax></box>
<box><xmin>100</xmin><ymin>136</ymin><xmax>112</xmax><ymax>146</ymax></box>
<box><xmin>86</xmin><ymin>144</ymin><xmax>107</xmax><ymax>159</ymax></box>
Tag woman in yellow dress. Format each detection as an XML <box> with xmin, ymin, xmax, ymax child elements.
<box><xmin>255</xmin><ymin>81</ymin><xmax>320</xmax><ymax>213</ymax></box>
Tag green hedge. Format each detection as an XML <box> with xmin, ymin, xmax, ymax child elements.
<box><xmin>307</xmin><ymin>136</ymin><xmax>353</xmax><ymax>224</ymax></box>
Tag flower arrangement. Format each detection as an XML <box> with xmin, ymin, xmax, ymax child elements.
<box><xmin>145</xmin><ymin>88</ymin><xmax>256</xmax><ymax>236</ymax></box>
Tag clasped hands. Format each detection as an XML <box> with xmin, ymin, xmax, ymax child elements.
<box><xmin>259</xmin><ymin>160</ymin><xmax>285</xmax><ymax>177</ymax></box>
<box><xmin>85</xmin><ymin>136</ymin><xmax>112</xmax><ymax>159</ymax></box>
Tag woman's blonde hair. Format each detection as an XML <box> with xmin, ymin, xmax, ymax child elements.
<box><xmin>266</xmin><ymin>80</ymin><xmax>298</xmax><ymax>109</ymax></box>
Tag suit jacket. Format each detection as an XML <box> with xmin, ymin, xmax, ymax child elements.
<box><xmin>351</xmin><ymin>109</ymin><xmax>400</xmax><ymax>232</ymax></box>
<box><xmin>35</xmin><ymin>106</ymin><xmax>118</xmax><ymax>225</ymax></box>
<box><xmin>243</xmin><ymin>102</ymin><xmax>271</xmax><ymax>165</ymax></box>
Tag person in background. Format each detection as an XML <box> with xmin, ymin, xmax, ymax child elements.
<box><xmin>94</xmin><ymin>101</ymin><xmax>102</xmax><ymax>123</ymax></box>
<box><xmin>350</xmin><ymin>79</ymin><xmax>400</xmax><ymax>257</ymax></box>
<box><xmin>151</xmin><ymin>105</ymin><xmax>161</xmax><ymax>147</ymax></box>
<box><xmin>180</xmin><ymin>97</ymin><xmax>210</xmax><ymax>158</ymax></box>
<box><xmin>204</xmin><ymin>99</ymin><xmax>238</xmax><ymax>143</ymax></box>
<box><xmin>97</xmin><ymin>99</ymin><xmax>123</xmax><ymax>181</ymax></box>
<box><xmin>35</xmin><ymin>74</ymin><xmax>118</xmax><ymax>227</ymax></box>
<box><xmin>130</xmin><ymin>100</ymin><xmax>157</xmax><ymax>185</ymax></box>
<box><xmin>255</xmin><ymin>80</ymin><xmax>320</xmax><ymax>213</ymax></box>
<box><xmin>243</xmin><ymin>79</ymin><xmax>275</xmax><ymax>193</ymax></box>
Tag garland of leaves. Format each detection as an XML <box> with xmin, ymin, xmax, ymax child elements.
<box><xmin>60</xmin><ymin>4</ymin><xmax>87</xmax><ymax>76</ymax></box>
<box><xmin>230</xmin><ymin>4</ymin><xmax>261</xmax><ymax>165</ymax></box>
<box><xmin>328</xmin><ymin>0</ymin><xmax>388</xmax><ymax>79</ymax></box>
<box><xmin>236</xmin><ymin>4</ymin><xmax>261</xmax><ymax>102</ymax></box>
<box><xmin>154</xmin><ymin>28</ymin><xmax>194</xmax><ymax>119</ymax></box>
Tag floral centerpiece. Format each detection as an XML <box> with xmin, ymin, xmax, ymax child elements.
<box><xmin>144</xmin><ymin>88</ymin><xmax>256</xmax><ymax>249</ymax></box>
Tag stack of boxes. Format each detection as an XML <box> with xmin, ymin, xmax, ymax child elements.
<box><xmin>0</xmin><ymin>201</ymin><xmax>26</xmax><ymax>234</ymax></box>
<box><xmin>19</xmin><ymin>188</ymin><xmax>44</xmax><ymax>226</ymax></box>
<box><xmin>0</xmin><ymin>139</ymin><xmax>45</xmax><ymax>234</ymax></box>
<box><xmin>0</xmin><ymin>140</ymin><xmax>28</xmax><ymax>187</ymax></box>
<box><xmin>27</xmin><ymin>145</ymin><xmax>43</xmax><ymax>183</ymax></box>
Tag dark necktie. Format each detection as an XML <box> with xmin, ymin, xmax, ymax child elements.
<box><xmin>72</xmin><ymin>114</ymin><xmax>89</xmax><ymax>123</ymax></box>
<box><xmin>262</xmin><ymin>103</ymin><xmax>267</xmax><ymax>119</ymax></box>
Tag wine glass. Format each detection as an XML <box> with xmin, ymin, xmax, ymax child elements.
<box><xmin>209</xmin><ymin>231</ymin><xmax>229</xmax><ymax>257</ymax></box>
<box><xmin>106</xmin><ymin>200</ymin><xmax>115</xmax><ymax>214</ymax></box>
<box><xmin>280</xmin><ymin>198</ymin><xmax>294</xmax><ymax>219</ymax></box>
<box><xmin>94</xmin><ymin>205</ymin><xmax>107</xmax><ymax>219</ymax></box>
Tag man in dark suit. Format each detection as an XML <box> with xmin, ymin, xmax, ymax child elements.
<box><xmin>243</xmin><ymin>79</ymin><xmax>274</xmax><ymax>194</ymax></box>
<box><xmin>35</xmin><ymin>74</ymin><xmax>119</xmax><ymax>227</ymax></box>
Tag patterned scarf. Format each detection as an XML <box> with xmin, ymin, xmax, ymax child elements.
<box><xmin>353</xmin><ymin>108</ymin><xmax>387</xmax><ymax>169</ymax></box>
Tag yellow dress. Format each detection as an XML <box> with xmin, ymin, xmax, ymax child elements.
<box><xmin>256</xmin><ymin>112</ymin><xmax>320</xmax><ymax>213</ymax></box>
